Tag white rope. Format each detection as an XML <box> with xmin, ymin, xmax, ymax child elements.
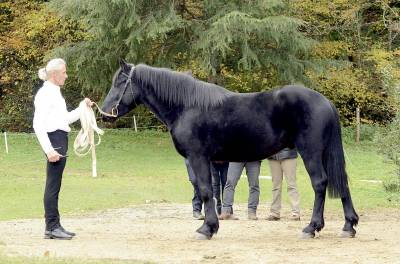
<box><xmin>92</xmin><ymin>102</ymin><xmax>117</xmax><ymax>117</ymax></box>
<box><xmin>73</xmin><ymin>101</ymin><xmax>104</xmax><ymax>177</ymax></box>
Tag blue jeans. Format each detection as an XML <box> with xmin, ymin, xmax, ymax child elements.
<box><xmin>185</xmin><ymin>159</ymin><xmax>203</xmax><ymax>212</ymax></box>
<box><xmin>222</xmin><ymin>161</ymin><xmax>261</xmax><ymax>214</ymax></box>
<box><xmin>211</xmin><ymin>162</ymin><xmax>228</xmax><ymax>214</ymax></box>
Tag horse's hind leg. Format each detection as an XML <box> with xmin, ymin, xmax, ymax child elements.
<box><xmin>299</xmin><ymin>152</ymin><xmax>328</xmax><ymax>238</ymax></box>
<box><xmin>340</xmin><ymin>188</ymin><xmax>358</xmax><ymax>237</ymax></box>
<box><xmin>188</xmin><ymin>156</ymin><xmax>219</xmax><ymax>239</ymax></box>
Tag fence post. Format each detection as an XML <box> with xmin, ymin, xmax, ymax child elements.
<box><xmin>4</xmin><ymin>132</ymin><xmax>9</xmax><ymax>154</ymax></box>
<box><xmin>133</xmin><ymin>115</ymin><xmax>138</xmax><ymax>132</ymax></box>
<box><xmin>356</xmin><ymin>107</ymin><xmax>360</xmax><ymax>143</ymax></box>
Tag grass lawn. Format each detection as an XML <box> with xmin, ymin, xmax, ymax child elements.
<box><xmin>0</xmin><ymin>129</ymin><xmax>398</xmax><ymax>222</ymax></box>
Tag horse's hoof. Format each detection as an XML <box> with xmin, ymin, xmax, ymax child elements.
<box><xmin>340</xmin><ymin>230</ymin><xmax>355</xmax><ymax>238</ymax></box>
<box><xmin>194</xmin><ymin>232</ymin><xmax>211</xmax><ymax>240</ymax></box>
<box><xmin>300</xmin><ymin>232</ymin><xmax>315</xmax><ymax>239</ymax></box>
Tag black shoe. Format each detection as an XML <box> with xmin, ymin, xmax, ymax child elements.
<box><xmin>44</xmin><ymin>227</ymin><xmax>72</xmax><ymax>240</ymax></box>
<box><xmin>59</xmin><ymin>225</ymin><xmax>76</xmax><ymax>236</ymax></box>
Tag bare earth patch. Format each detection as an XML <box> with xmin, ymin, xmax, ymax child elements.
<box><xmin>0</xmin><ymin>203</ymin><xmax>399</xmax><ymax>263</ymax></box>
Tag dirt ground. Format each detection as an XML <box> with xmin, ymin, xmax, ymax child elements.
<box><xmin>0</xmin><ymin>203</ymin><xmax>399</xmax><ymax>264</ymax></box>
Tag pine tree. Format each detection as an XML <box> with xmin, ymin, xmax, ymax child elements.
<box><xmin>48</xmin><ymin>0</ymin><xmax>316</xmax><ymax>92</ymax></box>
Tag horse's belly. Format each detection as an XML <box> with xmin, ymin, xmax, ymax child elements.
<box><xmin>212</xmin><ymin>136</ymin><xmax>285</xmax><ymax>162</ymax></box>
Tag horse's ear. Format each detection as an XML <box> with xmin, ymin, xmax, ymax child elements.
<box><xmin>119</xmin><ymin>58</ymin><xmax>127</xmax><ymax>66</ymax></box>
<box><xmin>119</xmin><ymin>58</ymin><xmax>129</xmax><ymax>72</ymax></box>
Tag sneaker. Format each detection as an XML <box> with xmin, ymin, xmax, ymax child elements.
<box><xmin>290</xmin><ymin>215</ymin><xmax>300</xmax><ymax>221</ymax></box>
<box><xmin>266</xmin><ymin>215</ymin><xmax>280</xmax><ymax>221</ymax></box>
<box><xmin>193</xmin><ymin>211</ymin><xmax>205</xmax><ymax>220</ymax></box>
<box><xmin>248</xmin><ymin>212</ymin><xmax>258</xmax><ymax>220</ymax></box>
<box><xmin>218</xmin><ymin>212</ymin><xmax>239</xmax><ymax>220</ymax></box>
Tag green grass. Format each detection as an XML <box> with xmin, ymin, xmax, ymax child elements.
<box><xmin>0</xmin><ymin>129</ymin><xmax>397</xmax><ymax>223</ymax></box>
<box><xmin>0</xmin><ymin>129</ymin><xmax>398</xmax><ymax>263</ymax></box>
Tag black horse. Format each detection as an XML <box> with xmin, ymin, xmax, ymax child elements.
<box><xmin>102</xmin><ymin>59</ymin><xmax>358</xmax><ymax>240</ymax></box>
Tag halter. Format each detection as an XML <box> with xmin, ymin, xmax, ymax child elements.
<box><xmin>111</xmin><ymin>66</ymin><xmax>136</xmax><ymax>117</ymax></box>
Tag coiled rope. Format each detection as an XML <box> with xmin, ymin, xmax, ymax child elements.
<box><xmin>73</xmin><ymin>101</ymin><xmax>114</xmax><ymax>177</ymax></box>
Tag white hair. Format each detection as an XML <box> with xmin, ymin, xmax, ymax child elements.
<box><xmin>38</xmin><ymin>58</ymin><xmax>66</xmax><ymax>81</ymax></box>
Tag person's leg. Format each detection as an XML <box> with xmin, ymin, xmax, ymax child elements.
<box><xmin>245</xmin><ymin>161</ymin><xmax>261</xmax><ymax>219</ymax></box>
<box><xmin>268</xmin><ymin>159</ymin><xmax>283</xmax><ymax>219</ymax></box>
<box><xmin>44</xmin><ymin>130</ymin><xmax>68</xmax><ymax>231</ymax></box>
<box><xmin>220</xmin><ymin>162</ymin><xmax>228</xmax><ymax>193</ymax></box>
<box><xmin>210</xmin><ymin>163</ymin><xmax>221</xmax><ymax>214</ymax></box>
<box><xmin>44</xmin><ymin>160</ymin><xmax>65</xmax><ymax>230</ymax></box>
<box><xmin>220</xmin><ymin>162</ymin><xmax>244</xmax><ymax>219</ymax></box>
<box><xmin>185</xmin><ymin>159</ymin><xmax>203</xmax><ymax>215</ymax></box>
<box><xmin>219</xmin><ymin>162</ymin><xmax>228</xmax><ymax>212</ymax></box>
<box><xmin>282</xmin><ymin>158</ymin><xmax>300</xmax><ymax>218</ymax></box>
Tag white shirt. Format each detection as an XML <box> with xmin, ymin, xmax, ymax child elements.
<box><xmin>33</xmin><ymin>81</ymin><xmax>80</xmax><ymax>154</ymax></box>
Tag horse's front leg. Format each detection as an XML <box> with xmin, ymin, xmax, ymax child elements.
<box><xmin>188</xmin><ymin>156</ymin><xmax>219</xmax><ymax>240</ymax></box>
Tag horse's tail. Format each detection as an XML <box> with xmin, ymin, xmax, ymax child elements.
<box><xmin>323</xmin><ymin>104</ymin><xmax>349</xmax><ymax>198</ymax></box>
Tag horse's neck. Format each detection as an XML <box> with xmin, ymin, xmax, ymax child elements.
<box><xmin>140</xmin><ymin>88</ymin><xmax>182</xmax><ymax>128</ymax></box>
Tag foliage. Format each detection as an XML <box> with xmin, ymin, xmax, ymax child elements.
<box><xmin>48</xmin><ymin>0</ymin><xmax>316</xmax><ymax>93</ymax></box>
<box><xmin>0</xmin><ymin>0</ymin><xmax>88</xmax><ymax>132</ymax></box>
<box><xmin>290</xmin><ymin>0</ymin><xmax>400</xmax><ymax>125</ymax></box>
<box><xmin>1</xmin><ymin>0</ymin><xmax>400</xmax><ymax>131</ymax></box>
<box><xmin>307</xmin><ymin>66</ymin><xmax>396</xmax><ymax>125</ymax></box>
<box><xmin>342</xmin><ymin>124</ymin><xmax>381</xmax><ymax>143</ymax></box>
<box><xmin>375</xmin><ymin>113</ymin><xmax>400</xmax><ymax>196</ymax></box>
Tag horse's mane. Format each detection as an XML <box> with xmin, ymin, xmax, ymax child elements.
<box><xmin>135</xmin><ymin>64</ymin><xmax>233</xmax><ymax>109</ymax></box>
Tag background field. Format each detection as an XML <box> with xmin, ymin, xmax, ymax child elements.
<box><xmin>0</xmin><ymin>129</ymin><xmax>398</xmax><ymax>222</ymax></box>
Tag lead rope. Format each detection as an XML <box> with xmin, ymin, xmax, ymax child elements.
<box><xmin>73</xmin><ymin>101</ymin><xmax>109</xmax><ymax>177</ymax></box>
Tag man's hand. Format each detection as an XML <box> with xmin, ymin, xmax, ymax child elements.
<box><xmin>84</xmin><ymin>98</ymin><xmax>93</xmax><ymax>107</ymax></box>
<box><xmin>47</xmin><ymin>150</ymin><xmax>61</xmax><ymax>162</ymax></box>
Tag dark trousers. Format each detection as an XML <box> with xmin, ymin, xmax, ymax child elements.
<box><xmin>185</xmin><ymin>159</ymin><xmax>202</xmax><ymax>212</ymax></box>
<box><xmin>211</xmin><ymin>162</ymin><xmax>228</xmax><ymax>214</ymax></box>
<box><xmin>44</xmin><ymin>130</ymin><xmax>68</xmax><ymax>231</ymax></box>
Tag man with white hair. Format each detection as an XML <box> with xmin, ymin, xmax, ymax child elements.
<box><xmin>33</xmin><ymin>58</ymin><xmax>92</xmax><ymax>240</ymax></box>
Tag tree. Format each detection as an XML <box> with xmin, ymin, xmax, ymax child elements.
<box><xmin>0</xmin><ymin>0</ymin><xmax>87</xmax><ymax>131</ymax></box>
<box><xmin>48</xmin><ymin>0</ymin><xmax>316</xmax><ymax>93</ymax></box>
<box><xmin>289</xmin><ymin>0</ymin><xmax>399</xmax><ymax>124</ymax></box>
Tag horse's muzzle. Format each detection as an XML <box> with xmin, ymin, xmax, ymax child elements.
<box><xmin>102</xmin><ymin>115</ymin><xmax>117</xmax><ymax>123</ymax></box>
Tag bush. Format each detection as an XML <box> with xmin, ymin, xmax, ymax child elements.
<box><xmin>374</xmin><ymin>114</ymin><xmax>400</xmax><ymax>195</ymax></box>
<box><xmin>308</xmin><ymin>67</ymin><xmax>396</xmax><ymax>126</ymax></box>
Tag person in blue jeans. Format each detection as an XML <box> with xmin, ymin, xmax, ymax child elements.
<box><xmin>185</xmin><ymin>159</ymin><xmax>204</xmax><ymax>220</ymax></box>
<box><xmin>219</xmin><ymin>161</ymin><xmax>261</xmax><ymax>220</ymax></box>
<box><xmin>210</xmin><ymin>161</ymin><xmax>229</xmax><ymax>215</ymax></box>
<box><xmin>185</xmin><ymin>160</ymin><xmax>229</xmax><ymax>219</ymax></box>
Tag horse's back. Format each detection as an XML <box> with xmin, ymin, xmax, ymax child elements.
<box><xmin>171</xmin><ymin>84</ymin><xmax>338</xmax><ymax>161</ymax></box>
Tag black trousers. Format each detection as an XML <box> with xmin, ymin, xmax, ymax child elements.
<box><xmin>44</xmin><ymin>130</ymin><xmax>68</xmax><ymax>231</ymax></box>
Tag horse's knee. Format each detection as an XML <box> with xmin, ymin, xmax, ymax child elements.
<box><xmin>198</xmin><ymin>185</ymin><xmax>213</xmax><ymax>199</ymax></box>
